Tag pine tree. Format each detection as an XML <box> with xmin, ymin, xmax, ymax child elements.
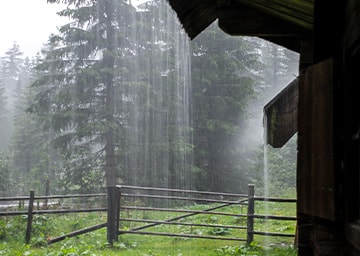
<box><xmin>0</xmin><ymin>152</ymin><xmax>11</xmax><ymax>196</ymax></box>
<box><xmin>31</xmin><ymin>0</ymin><xmax>193</xmax><ymax>192</ymax></box>
<box><xmin>0</xmin><ymin>75</ymin><xmax>10</xmax><ymax>184</ymax></box>
<box><xmin>31</xmin><ymin>0</ymin><xmax>140</xmax><ymax>192</ymax></box>
<box><xmin>191</xmin><ymin>25</ymin><xmax>261</xmax><ymax>192</ymax></box>
<box><xmin>10</xmin><ymin>55</ymin><xmax>62</xmax><ymax>194</ymax></box>
<box><xmin>0</xmin><ymin>42</ymin><xmax>24</xmax><ymax>150</ymax></box>
<box><xmin>0</xmin><ymin>79</ymin><xmax>8</xmax><ymax>150</ymax></box>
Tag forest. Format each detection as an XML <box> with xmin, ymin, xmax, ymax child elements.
<box><xmin>0</xmin><ymin>0</ymin><xmax>298</xmax><ymax>198</ymax></box>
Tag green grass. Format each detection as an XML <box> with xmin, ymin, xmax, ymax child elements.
<box><xmin>0</xmin><ymin>201</ymin><xmax>297</xmax><ymax>255</ymax></box>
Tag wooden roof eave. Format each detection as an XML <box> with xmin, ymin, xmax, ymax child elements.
<box><xmin>235</xmin><ymin>0</ymin><xmax>314</xmax><ymax>31</ymax></box>
<box><xmin>217</xmin><ymin>2</ymin><xmax>312</xmax><ymax>52</ymax></box>
<box><xmin>167</xmin><ymin>0</ymin><xmax>314</xmax><ymax>43</ymax></box>
<box><xmin>166</xmin><ymin>0</ymin><xmax>218</xmax><ymax>40</ymax></box>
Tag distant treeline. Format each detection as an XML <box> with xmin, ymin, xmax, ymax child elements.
<box><xmin>0</xmin><ymin>0</ymin><xmax>298</xmax><ymax>197</ymax></box>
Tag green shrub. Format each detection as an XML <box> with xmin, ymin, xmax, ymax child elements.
<box><xmin>214</xmin><ymin>242</ymin><xmax>297</xmax><ymax>256</ymax></box>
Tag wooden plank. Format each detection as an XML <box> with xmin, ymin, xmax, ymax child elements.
<box><xmin>264</xmin><ymin>78</ymin><xmax>298</xmax><ymax>148</ymax></box>
<box><xmin>236</xmin><ymin>0</ymin><xmax>313</xmax><ymax>30</ymax></box>
<box><xmin>310</xmin><ymin>60</ymin><xmax>335</xmax><ymax>220</ymax></box>
<box><xmin>119</xmin><ymin>230</ymin><xmax>247</xmax><ymax>241</ymax></box>
<box><xmin>167</xmin><ymin>0</ymin><xmax>313</xmax><ymax>40</ymax></box>
<box><xmin>48</xmin><ymin>223</ymin><xmax>107</xmax><ymax>244</ymax></box>
<box><xmin>219</xmin><ymin>4</ymin><xmax>309</xmax><ymax>36</ymax></box>
<box><xmin>297</xmin><ymin>58</ymin><xmax>335</xmax><ymax>220</ymax></box>
<box><xmin>297</xmin><ymin>67</ymin><xmax>313</xmax><ymax>216</ymax></box>
<box><xmin>217</xmin><ymin>1</ymin><xmax>312</xmax><ymax>51</ymax></box>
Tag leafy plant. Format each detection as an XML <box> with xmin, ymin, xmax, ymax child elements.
<box><xmin>214</xmin><ymin>242</ymin><xmax>297</xmax><ymax>256</ymax></box>
<box><xmin>0</xmin><ymin>219</ymin><xmax>6</xmax><ymax>240</ymax></box>
<box><xmin>208</xmin><ymin>227</ymin><xmax>230</xmax><ymax>236</ymax></box>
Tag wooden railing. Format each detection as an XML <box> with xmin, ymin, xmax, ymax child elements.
<box><xmin>0</xmin><ymin>184</ymin><xmax>296</xmax><ymax>245</ymax></box>
<box><xmin>0</xmin><ymin>191</ymin><xmax>107</xmax><ymax>243</ymax></box>
<box><xmin>246</xmin><ymin>184</ymin><xmax>297</xmax><ymax>243</ymax></box>
<box><xmin>112</xmin><ymin>185</ymin><xmax>249</xmax><ymax>244</ymax></box>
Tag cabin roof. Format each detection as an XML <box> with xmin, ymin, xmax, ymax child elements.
<box><xmin>167</xmin><ymin>0</ymin><xmax>314</xmax><ymax>52</ymax></box>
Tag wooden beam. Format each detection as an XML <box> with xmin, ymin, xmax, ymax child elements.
<box><xmin>264</xmin><ymin>78</ymin><xmax>298</xmax><ymax>148</ymax></box>
<box><xmin>218</xmin><ymin>2</ymin><xmax>311</xmax><ymax>51</ymax></box>
<box><xmin>219</xmin><ymin>5</ymin><xmax>308</xmax><ymax>36</ymax></box>
<box><xmin>235</xmin><ymin>0</ymin><xmax>313</xmax><ymax>31</ymax></box>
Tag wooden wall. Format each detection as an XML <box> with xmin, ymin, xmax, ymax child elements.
<box><xmin>296</xmin><ymin>0</ymin><xmax>360</xmax><ymax>254</ymax></box>
<box><xmin>297</xmin><ymin>58</ymin><xmax>335</xmax><ymax>220</ymax></box>
<box><xmin>342</xmin><ymin>0</ymin><xmax>360</xmax><ymax>252</ymax></box>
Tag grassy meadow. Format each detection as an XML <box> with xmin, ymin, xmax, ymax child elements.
<box><xmin>0</xmin><ymin>201</ymin><xmax>297</xmax><ymax>255</ymax></box>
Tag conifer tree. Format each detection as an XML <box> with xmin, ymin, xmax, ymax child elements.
<box><xmin>30</xmin><ymin>0</ymin><xmax>194</xmax><ymax>192</ymax></box>
<box><xmin>0</xmin><ymin>79</ymin><xmax>8</xmax><ymax>150</ymax></box>
<box><xmin>190</xmin><ymin>25</ymin><xmax>261</xmax><ymax>192</ymax></box>
<box><xmin>1</xmin><ymin>42</ymin><xmax>23</xmax><ymax>149</ymax></box>
<box><xmin>10</xmin><ymin>55</ymin><xmax>62</xmax><ymax>194</ymax></box>
<box><xmin>31</xmin><ymin>0</ymin><xmax>138</xmax><ymax>192</ymax></box>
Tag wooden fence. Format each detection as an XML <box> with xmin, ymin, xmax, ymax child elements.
<box><xmin>113</xmin><ymin>185</ymin><xmax>249</xmax><ymax>244</ymax></box>
<box><xmin>0</xmin><ymin>191</ymin><xmax>107</xmax><ymax>243</ymax></box>
<box><xmin>246</xmin><ymin>185</ymin><xmax>297</xmax><ymax>243</ymax></box>
<box><xmin>0</xmin><ymin>184</ymin><xmax>296</xmax><ymax>245</ymax></box>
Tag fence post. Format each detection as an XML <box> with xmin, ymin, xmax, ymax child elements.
<box><xmin>25</xmin><ymin>190</ymin><xmax>35</xmax><ymax>244</ymax></box>
<box><xmin>247</xmin><ymin>184</ymin><xmax>255</xmax><ymax>244</ymax></box>
<box><xmin>45</xmin><ymin>179</ymin><xmax>50</xmax><ymax>208</ymax></box>
<box><xmin>107</xmin><ymin>186</ymin><xmax>119</xmax><ymax>244</ymax></box>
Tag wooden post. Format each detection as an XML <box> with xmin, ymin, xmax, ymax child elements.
<box><xmin>45</xmin><ymin>179</ymin><xmax>50</xmax><ymax>208</ymax></box>
<box><xmin>25</xmin><ymin>190</ymin><xmax>35</xmax><ymax>244</ymax></box>
<box><xmin>247</xmin><ymin>184</ymin><xmax>255</xmax><ymax>244</ymax></box>
<box><xmin>107</xmin><ymin>186</ymin><xmax>119</xmax><ymax>244</ymax></box>
<box><xmin>117</xmin><ymin>188</ymin><xmax>121</xmax><ymax>235</ymax></box>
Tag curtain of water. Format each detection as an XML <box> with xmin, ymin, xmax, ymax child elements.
<box><xmin>263</xmin><ymin>114</ymin><xmax>270</xmax><ymax>247</ymax></box>
<box><xmin>122</xmin><ymin>0</ymin><xmax>192</xmax><ymax>191</ymax></box>
<box><xmin>263</xmin><ymin>114</ymin><xmax>269</xmax><ymax>199</ymax></box>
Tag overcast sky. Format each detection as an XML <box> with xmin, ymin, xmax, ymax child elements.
<box><xmin>0</xmin><ymin>0</ymin><xmax>148</xmax><ymax>58</ymax></box>
<box><xmin>0</xmin><ymin>0</ymin><xmax>67</xmax><ymax>58</ymax></box>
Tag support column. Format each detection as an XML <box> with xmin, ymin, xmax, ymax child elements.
<box><xmin>107</xmin><ymin>186</ymin><xmax>119</xmax><ymax>244</ymax></box>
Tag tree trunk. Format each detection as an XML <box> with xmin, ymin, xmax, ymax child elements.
<box><xmin>104</xmin><ymin>0</ymin><xmax>117</xmax><ymax>187</ymax></box>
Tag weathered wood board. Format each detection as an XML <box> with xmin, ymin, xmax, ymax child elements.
<box><xmin>297</xmin><ymin>58</ymin><xmax>335</xmax><ymax>220</ymax></box>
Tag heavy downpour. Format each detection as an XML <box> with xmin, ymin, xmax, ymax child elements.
<box><xmin>1</xmin><ymin>0</ymin><xmax>299</xmax><ymax>255</ymax></box>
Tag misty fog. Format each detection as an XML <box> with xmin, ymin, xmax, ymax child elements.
<box><xmin>0</xmin><ymin>0</ymin><xmax>299</xmax><ymax>198</ymax></box>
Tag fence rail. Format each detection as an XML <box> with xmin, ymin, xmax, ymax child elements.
<box><xmin>0</xmin><ymin>184</ymin><xmax>296</xmax><ymax>245</ymax></box>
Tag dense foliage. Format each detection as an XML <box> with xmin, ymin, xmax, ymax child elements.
<box><xmin>0</xmin><ymin>79</ymin><xmax>7</xmax><ymax>150</ymax></box>
<box><xmin>191</xmin><ymin>26</ymin><xmax>261</xmax><ymax>193</ymax></box>
<box><xmin>0</xmin><ymin>42</ymin><xmax>23</xmax><ymax>151</ymax></box>
<box><xmin>0</xmin><ymin>0</ymin><xmax>298</xmax><ymax>196</ymax></box>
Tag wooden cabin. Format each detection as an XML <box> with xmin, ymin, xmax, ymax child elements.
<box><xmin>166</xmin><ymin>0</ymin><xmax>360</xmax><ymax>255</ymax></box>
